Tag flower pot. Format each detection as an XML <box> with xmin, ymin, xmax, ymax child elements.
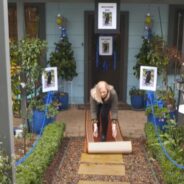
<box><xmin>130</xmin><ymin>95</ymin><xmax>145</xmax><ymax>109</ymax></box>
<box><xmin>147</xmin><ymin>113</ymin><xmax>166</xmax><ymax>130</ymax></box>
<box><xmin>28</xmin><ymin>110</ymin><xmax>55</xmax><ymax>134</ymax></box>
<box><xmin>58</xmin><ymin>92</ymin><xmax>69</xmax><ymax>110</ymax></box>
<box><xmin>169</xmin><ymin>110</ymin><xmax>176</xmax><ymax>119</ymax></box>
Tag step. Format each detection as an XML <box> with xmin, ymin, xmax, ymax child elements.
<box><xmin>78</xmin><ymin>181</ymin><xmax>129</xmax><ymax>184</ymax></box>
<box><xmin>78</xmin><ymin>163</ymin><xmax>125</xmax><ymax>176</ymax></box>
<box><xmin>80</xmin><ymin>153</ymin><xmax>124</xmax><ymax>164</ymax></box>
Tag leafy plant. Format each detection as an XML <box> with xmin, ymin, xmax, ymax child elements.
<box><xmin>145</xmin><ymin>123</ymin><xmax>184</xmax><ymax>184</ymax></box>
<box><xmin>133</xmin><ymin>35</ymin><xmax>169</xmax><ymax>81</ymax></box>
<box><xmin>129</xmin><ymin>87</ymin><xmax>145</xmax><ymax>96</ymax></box>
<box><xmin>156</xmin><ymin>87</ymin><xmax>176</xmax><ymax>111</ymax></box>
<box><xmin>10</xmin><ymin>38</ymin><xmax>47</xmax><ymax>116</ymax></box>
<box><xmin>0</xmin><ymin>150</ymin><xmax>11</xmax><ymax>184</ymax></box>
<box><xmin>27</xmin><ymin>94</ymin><xmax>60</xmax><ymax>119</ymax></box>
<box><xmin>160</xmin><ymin>120</ymin><xmax>184</xmax><ymax>161</ymax></box>
<box><xmin>48</xmin><ymin>37</ymin><xmax>78</xmax><ymax>81</ymax></box>
<box><xmin>145</xmin><ymin>104</ymin><xmax>169</xmax><ymax>118</ymax></box>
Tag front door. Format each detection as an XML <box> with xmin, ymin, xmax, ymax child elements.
<box><xmin>84</xmin><ymin>11</ymin><xmax>129</xmax><ymax>104</ymax></box>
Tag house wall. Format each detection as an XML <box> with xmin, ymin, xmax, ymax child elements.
<box><xmin>46</xmin><ymin>2</ymin><xmax>170</xmax><ymax>105</ymax></box>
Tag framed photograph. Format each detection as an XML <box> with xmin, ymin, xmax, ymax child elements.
<box><xmin>95</xmin><ymin>0</ymin><xmax>120</xmax><ymax>34</ymax></box>
<box><xmin>99</xmin><ymin>36</ymin><xmax>113</xmax><ymax>55</ymax></box>
<box><xmin>42</xmin><ymin>67</ymin><xmax>58</xmax><ymax>93</ymax></box>
<box><xmin>139</xmin><ymin>66</ymin><xmax>157</xmax><ymax>91</ymax></box>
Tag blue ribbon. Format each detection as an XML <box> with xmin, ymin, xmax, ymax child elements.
<box><xmin>102</xmin><ymin>60</ymin><xmax>109</xmax><ymax>72</ymax></box>
<box><xmin>96</xmin><ymin>37</ymin><xmax>99</xmax><ymax>68</ymax></box>
<box><xmin>113</xmin><ymin>36</ymin><xmax>116</xmax><ymax>70</ymax></box>
<box><xmin>113</xmin><ymin>51</ymin><xmax>116</xmax><ymax>70</ymax></box>
<box><xmin>60</xmin><ymin>27</ymin><xmax>67</xmax><ymax>39</ymax></box>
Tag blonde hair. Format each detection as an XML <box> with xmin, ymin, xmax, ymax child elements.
<box><xmin>96</xmin><ymin>81</ymin><xmax>108</xmax><ymax>91</ymax></box>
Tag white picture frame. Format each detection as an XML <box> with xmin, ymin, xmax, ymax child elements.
<box><xmin>99</xmin><ymin>36</ymin><xmax>113</xmax><ymax>56</ymax></box>
<box><xmin>42</xmin><ymin>67</ymin><xmax>58</xmax><ymax>93</ymax></box>
<box><xmin>98</xmin><ymin>2</ymin><xmax>117</xmax><ymax>30</ymax></box>
<box><xmin>139</xmin><ymin>66</ymin><xmax>157</xmax><ymax>91</ymax></box>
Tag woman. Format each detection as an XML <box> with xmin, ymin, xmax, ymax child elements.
<box><xmin>90</xmin><ymin>81</ymin><xmax>118</xmax><ymax>141</ymax></box>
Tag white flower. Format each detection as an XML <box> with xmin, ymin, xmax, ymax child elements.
<box><xmin>20</xmin><ymin>82</ymin><xmax>26</xmax><ymax>88</ymax></box>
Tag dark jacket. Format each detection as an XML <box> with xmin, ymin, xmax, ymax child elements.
<box><xmin>90</xmin><ymin>84</ymin><xmax>118</xmax><ymax>120</ymax></box>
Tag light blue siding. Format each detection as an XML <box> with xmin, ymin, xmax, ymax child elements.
<box><xmin>46</xmin><ymin>2</ymin><xmax>171</xmax><ymax>105</ymax></box>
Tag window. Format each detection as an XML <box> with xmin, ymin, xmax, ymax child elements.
<box><xmin>8</xmin><ymin>3</ymin><xmax>45</xmax><ymax>40</ymax></box>
<box><xmin>167</xmin><ymin>5</ymin><xmax>184</xmax><ymax>74</ymax></box>
<box><xmin>168</xmin><ymin>5</ymin><xmax>184</xmax><ymax>51</ymax></box>
<box><xmin>8</xmin><ymin>3</ymin><xmax>17</xmax><ymax>41</ymax></box>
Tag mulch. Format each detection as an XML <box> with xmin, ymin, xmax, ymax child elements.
<box><xmin>43</xmin><ymin>137</ymin><xmax>164</xmax><ymax>184</ymax></box>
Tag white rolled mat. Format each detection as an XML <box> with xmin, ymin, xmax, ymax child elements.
<box><xmin>88</xmin><ymin>141</ymin><xmax>132</xmax><ymax>154</ymax></box>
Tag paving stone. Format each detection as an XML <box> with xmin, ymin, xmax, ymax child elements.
<box><xmin>78</xmin><ymin>181</ymin><xmax>129</xmax><ymax>184</ymax></box>
<box><xmin>80</xmin><ymin>153</ymin><xmax>124</xmax><ymax>164</ymax></box>
<box><xmin>78</xmin><ymin>163</ymin><xmax>125</xmax><ymax>176</ymax></box>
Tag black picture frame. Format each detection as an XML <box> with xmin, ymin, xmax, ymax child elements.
<box><xmin>99</xmin><ymin>36</ymin><xmax>113</xmax><ymax>55</ymax></box>
<box><xmin>95</xmin><ymin>0</ymin><xmax>120</xmax><ymax>34</ymax></box>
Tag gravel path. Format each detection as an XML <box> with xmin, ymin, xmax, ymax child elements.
<box><xmin>43</xmin><ymin>137</ymin><xmax>161</xmax><ymax>184</ymax></box>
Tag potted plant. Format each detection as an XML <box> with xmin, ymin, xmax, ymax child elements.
<box><xmin>156</xmin><ymin>87</ymin><xmax>176</xmax><ymax>119</ymax></box>
<box><xmin>48</xmin><ymin>36</ymin><xmax>78</xmax><ymax>109</ymax></box>
<box><xmin>27</xmin><ymin>94</ymin><xmax>59</xmax><ymax>134</ymax></box>
<box><xmin>145</xmin><ymin>104</ymin><xmax>170</xmax><ymax>130</ymax></box>
<box><xmin>129</xmin><ymin>87</ymin><xmax>145</xmax><ymax>109</ymax></box>
<box><xmin>10</xmin><ymin>37</ymin><xmax>47</xmax><ymax>118</ymax></box>
<box><xmin>10</xmin><ymin>37</ymin><xmax>59</xmax><ymax>134</ymax></box>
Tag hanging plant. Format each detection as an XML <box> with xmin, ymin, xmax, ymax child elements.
<box><xmin>133</xmin><ymin>35</ymin><xmax>169</xmax><ymax>80</ymax></box>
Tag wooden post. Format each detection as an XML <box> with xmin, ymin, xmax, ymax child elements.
<box><xmin>0</xmin><ymin>0</ymin><xmax>16</xmax><ymax>183</ymax></box>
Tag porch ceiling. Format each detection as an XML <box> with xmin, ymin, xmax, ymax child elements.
<box><xmin>17</xmin><ymin>0</ymin><xmax>184</xmax><ymax>4</ymax></box>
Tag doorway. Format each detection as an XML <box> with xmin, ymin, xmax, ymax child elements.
<box><xmin>84</xmin><ymin>11</ymin><xmax>129</xmax><ymax>104</ymax></box>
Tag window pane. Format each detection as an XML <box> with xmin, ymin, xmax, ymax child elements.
<box><xmin>25</xmin><ymin>6</ymin><xmax>39</xmax><ymax>38</ymax></box>
<box><xmin>8</xmin><ymin>4</ymin><xmax>17</xmax><ymax>41</ymax></box>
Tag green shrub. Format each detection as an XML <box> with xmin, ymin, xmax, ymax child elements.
<box><xmin>129</xmin><ymin>86</ymin><xmax>145</xmax><ymax>96</ymax></box>
<box><xmin>0</xmin><ymin>151</ymin><xmax>11</xmax><ymax>184</ymax></box>
<box><xmin>145</xmin><ymin>104</ymin><xmax>169</xmax><ymax>118</ymax></box>
<box><xmin>145</xmin><ymin>123</ymin><xmax>184</xmax><ymax>184</ymax></box>
<box><xmin>16</xmin><ymin>121</ymin><xmax>65</xmax><ymax>184</ymax></box>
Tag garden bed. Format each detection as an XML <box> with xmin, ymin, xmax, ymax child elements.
<box><xmin>14</xmin><ymin>134</ymin><xmax>37</xmax><ymax>161</ymax></box>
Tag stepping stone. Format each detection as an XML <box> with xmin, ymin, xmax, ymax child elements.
<box><xmin>80</xmin><ymin>153</ymin><xmax>124</xmax><ymax>164</ymax></box>
<box><xmin>78</xmin><ymin>181</ymin><xmax>129</xmax><ymax>184</ymax></box>
<box><xmin>78</xmin><ymin>163</ymin><xmax>125</xmax><ymax>176</ymax></box>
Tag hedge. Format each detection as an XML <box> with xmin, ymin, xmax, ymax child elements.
<box><xmin>145</xmin><ymin>123</ymin><xmax>184</xmax><ymax>184</ymax></box>
<box><xmin>16</xmin><ymin>121</ymin><xmax>65</xmax><ymax>184</ymax></box>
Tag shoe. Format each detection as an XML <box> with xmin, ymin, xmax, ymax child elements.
<box><xmin>101</xmin><ymin>135</ymin><xmax>106</xmax><ymax>142</ymax></box>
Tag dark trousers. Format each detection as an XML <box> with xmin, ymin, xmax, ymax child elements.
<box><xmin>97</xmin><ymin>103</ymin><xmax>111</xmax><ymax>137</ymax></box>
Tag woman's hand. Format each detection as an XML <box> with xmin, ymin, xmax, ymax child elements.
<box><xmin>93</xmin><ymin>123</ymin><xmax>98</xmax><ymax>137</ymax></box>
<box><xmin>111</xmin><ymin>119</ymin><xmax>118</xmax><ymax>138</ymax></box>
<box><xmin>112</xmin><ymin>123</ymin><xmax>117</xmax><ymax>138</ymax></box>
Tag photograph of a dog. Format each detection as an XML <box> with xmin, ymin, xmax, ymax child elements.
<box><xmin>42</xmin><ymin>67</ymin><xmax>58</xmax><ymax>92</ymax></box>
<box><xmin>139</xmin><ymin>66</ymin><xmax>157</xmax><ymax>91</ymax></box>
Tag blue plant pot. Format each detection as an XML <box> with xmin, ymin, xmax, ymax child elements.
<box><xmin>58</xmin><ymin>92</ymin><xmax>69</xmax><ymax>110</ymax></box>
<box><xmin>169</xmin><ymin>110</ymin><xmax>176</xmax><ymax>120</ymax></box>
<box><xmin>147</xmin><ymin>113</ymin><xmax>166</xmax><ymax>130</ymax></box>
<box><xmin>28</xmin><ymin>110</ymin><xmax>55</xmax><ymax>134</ymax></box>
<box><xmin>43</xmin><ymin>93</ymin><xmax>58</xmax><ymax>104</ymax></box>
<box><xmin>130</xmin><ymin>95</ymin><xmax>145</xmax><ymax>109</ymax></box>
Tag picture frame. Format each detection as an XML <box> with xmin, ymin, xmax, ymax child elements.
<box><xmin>42</xmin><ymin>67</ymin><xmax>58</xmax><ymax>93</ymax></box>
<box><xmin>99</xmin><ymin>36</ymin><xmax>113</xmax><ymax>55</ymax></box>
<box><xmin>139</xmin><ymin>66</ymin><xmax>157</xmax><ymax>91</ymax></box>
<box><xmin>95</xmin><ymin>0</ymin><xmax>120</xmax><ymax>34</ymax></box>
